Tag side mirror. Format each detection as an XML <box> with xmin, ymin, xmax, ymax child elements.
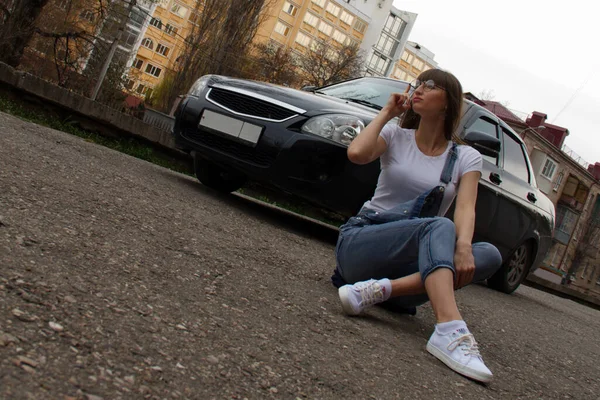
<box><xmin>463</xmin><ymin>131</ymin><xmax>501</xmax><ymax>158</ymax></box>
<box><xmin>301</xmin><ymin>85</ymin><xmax>318</xmax><ymax>92</ymax></box>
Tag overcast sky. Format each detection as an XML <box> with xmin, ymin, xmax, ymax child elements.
<box><xmin>393</xmin><ymin>0</ymin><xmax>599</xmax><ymax>166</ymax></box>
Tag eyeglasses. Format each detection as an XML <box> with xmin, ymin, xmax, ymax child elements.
<box><xmin>409</xmin><ymin>79</ymin><xmax>445</xmax><ymax>92</ymax></box>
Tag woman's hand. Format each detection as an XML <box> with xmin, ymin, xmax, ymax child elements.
<box><xmin>454</xmin><ymin>242</ymin><xmax>475</xmax><ymax>289</ymax></box>
<box><xmin>382</xmin><ymin>92</ymin><xmax>412</xmax><ymax>119</ymax></box>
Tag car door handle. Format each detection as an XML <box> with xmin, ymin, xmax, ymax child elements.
<box><xmin>489</xmin><ymin>172</ymin><xmax>502</xmax><ymax>185</ymax></box>
<box><xmin>527</xmin><ymin>192</ymin><xmax>537</xmax><ymax>202</ymax></box>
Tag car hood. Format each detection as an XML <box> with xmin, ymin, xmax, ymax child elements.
<box><xmin>205</xmin><ymin>75</ymin><xmax>379</xmax><ymax>121</ymax></box>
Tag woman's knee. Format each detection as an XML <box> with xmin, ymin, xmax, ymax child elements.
<box><xmin>423</xmin><ymin>217</ymin><xmax>456</xmax><ymax>241</ymax></box>
<box><xmin>472</xmin><ymin>242</ymin><xmax>503</xmax><ymax>282</ymax></box>
<box><xmin>476</xmin><ymin>242</ymin><xmax>503</xmax><ymax>269</ymax></box>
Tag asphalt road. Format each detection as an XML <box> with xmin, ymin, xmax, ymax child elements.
<box><xmin>1</xmin><ymin>111</ymin><xmax>599</xmax><ymax>400</ymax></box>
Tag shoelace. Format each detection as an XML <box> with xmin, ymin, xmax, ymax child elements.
<box><xmin>447</xmin><ymin>333</ymin><xmax>482</xmax><ymax>358</ymax></box>
<box><xmin>357</xmin><ymin>281</ymin><xmax>384</xmax><ymax>307</ymax></box>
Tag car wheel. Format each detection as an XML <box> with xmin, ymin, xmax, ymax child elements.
<box><xmin>487</xmin><ymin>242</ymin><xmax>532</xmax><ymax>294</ymax></box>
<box><xmin>193</xmin><ymin>156</ymin><xmax>246</xmax><ymax>193</ymax></box>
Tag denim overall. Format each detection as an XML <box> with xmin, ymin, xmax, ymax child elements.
<box><xmin>332</xmin><ymin>142</ymin><xmax>502</xmax><ymax>314</ymax></box>
<box><xmin>349</xmin><ymin>141</ymin><xmax>458</xmax><ymax>227</ymax></box>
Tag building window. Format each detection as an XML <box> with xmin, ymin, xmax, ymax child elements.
<box><xmin>156</xmin><ymin>43</ymin><xmax>170</xmax><ymax>56</ymax></box>
<box><xmin>136</xmin><ymin>84</ymin><xmax>147</xmax><ymax>94</ymax></box>
<box><xmin>57</xmin><ymin>0</ymin><xmax>69</xmax><ymax>10</ymax></box>
<box><xmin>145</xmin><ymin>63</ymin><xmax>162</xmax><ymax>77</ymax></box>
<box><xmin>553</xmin><ymin>171</ymin><xmax>564</xmax><ymax>192</ymax></box>
<box><xmin>141</xmin><ymin>38</ymin><xmax>154</xmax><ymax>50</ymax></box>
<box><xmin>375</xmin><ymin>33</ymin><xmax>396</xmax><ymax>57</ymax></box>
<box><xmin>354</xmin><ymin>19</ymin><xmax>367</xmax><ymax>34</ymax></box>
<box><xmin>132</xmin><ymin>58</ymin><xmax>144</xmax><ymax>69</ymax></box>
<box><xmin>170</xmin><ymin>3</ymin><xmax>188</xmax><ymax>18</ymax></box>
<box><xmin>283</xmin><ymin>1</ymin><xmax>298</xmax><ymax>16</ymax></box>
<box><xmin>413</xmin><ymin>58</ymin><xmax>424</xmax><ymax>70</ymax></box>
<box><xmin>150</xmin><ymin>17</ymin><xmax>163</xmax><ymax>29</ymax></box>
<box><xmin>129</xmin><ymin>7</ymin><xmax>146</xmax><ymax>28</ymax></box>
<box><xmin>165</xmin><ymin>24</ymin><xmax>179</xmax><ymax>36</ymax></box>
<box><xmin>274</xmin><ymin>21</ymin><xmax>291</xmax><ymax>36</ymax></box>
<box><xmin>554</xmin><ymin>205</ymin><xmax>578</xmax><ymax>244</ymax></box>
<box><xmin>80</xmin><ymin>10</ymin><xmax>95</xmax><ymax>22</ymax></box>
<box><xmin>332</xmin><ymin>30</ymin><xmax>347</xmax><ymax>44</ymax></box>
<box><xmin>541</xmin><ymin>157</ymin><xmax>557</xmax><ymax>180</ymax></box>
<box><xmin>312</xmin><ymin>0</ymin><xmax>326</xmax><ymax>6</ymax></box>
<box><xmin>384</xmin><ymin>14</ymin><xmax>404</xmax><ymax>37</ymax></box>
<box><xmin>158</xmin><ymin>0</ymin><xmax>169</xmax><ymax>8</ymax></box>
<box><xmin>340</xmin><ymin>11</ymin><xmax>354</xmax><ymax>25</ymax></box>
<box><xmin>326</xmin><ymin>2</ymin><xmax>340</xmax><ymax>17</ymax></box>
<box><xmin>125</xmin><ymin>79</ymin><xmax>135</xmax><ymax>90</ymax></box>
<box><xmin>303</xmin><ymin>12</ymin><xmax>319</xmax><ymax>27</ymax></box>
<box><xmin>367</xmin><ymin>52</ymin><xmax>390</xmax><ymax>75</ymax></box>
<box><xmin>122</xmin><ymin>26</ymin><xmax>139</xmax><ymax>48</ymax></box>
<box><xmin>318</xmin><ymin>22</ymin><xmax>333</xmax><ymax>36</ymax></box>
<box><xmin>401</xmin><ymin>50</ymin><xmax>414</xmax><ymax>64</ymax></box>
<box><xmin>394</xmin><ymin>67</ymin><xmax>407</xmax><ymax>81</ymax></box>
<box><xmin>136</xmin><ymin>84</ymin><xmax>153</xmax><ymax>98</ymax></box>
<box><xmin>295</xmin><ymin>31</ymin><xmax>311</xmax><ymax>47</ymax></box>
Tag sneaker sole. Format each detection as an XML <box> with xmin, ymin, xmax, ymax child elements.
<box><xmin>338</xmin><ymin>286</ymin><xmax>360</xmax><ymax>315</ymax></box>
<box><xmin>426</xmin><ymin>342</ymin><xmax>492</xmax><ymax>383</ymax></box>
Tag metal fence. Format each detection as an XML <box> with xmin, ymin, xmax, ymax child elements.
<box><xmin>143</xmin><ymin>108</ymin><xmax>175</xmax><ymax>132</ymax></box>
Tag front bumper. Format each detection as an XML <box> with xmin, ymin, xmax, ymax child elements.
<box><xmin>173</xmin><ymin>94</ymin><xmax>378</xmax><ymax>216</ymax></box>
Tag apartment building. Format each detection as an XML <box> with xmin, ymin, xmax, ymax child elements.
<box><xmin>256</xmin><ymin>0</ymin><xmax>371</xmax><ymax>55</ymax></box>
<box><xmin>390</xmin><ymin>41</ymin><xmax>438</xmax><ymax>82</ymax></box>
<box><xmin>465</xmin><ymin>93</ymin><xmax>600</xmax><ymax>297</ymax></box>
<box><xmin>125</xmin><ymin>0</ymin><xmax>194</xmax><ymax>98</ymax></box>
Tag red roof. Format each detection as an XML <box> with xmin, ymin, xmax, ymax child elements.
<box><xmin>480</xmin><ymin>101</ymin><xmax>525</xmax><ymax>126</ymax></box>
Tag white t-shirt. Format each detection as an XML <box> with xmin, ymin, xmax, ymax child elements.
<box><xmin>361</xmin><ymin>124</ymin><xmax>483</xmax><ymax>216</ymax></box>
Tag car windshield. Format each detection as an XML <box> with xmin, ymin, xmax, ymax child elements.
<box><xmin>317</xmin><ymin>78</ymin><xmax>410</xmax><ymax>110</ymax></box>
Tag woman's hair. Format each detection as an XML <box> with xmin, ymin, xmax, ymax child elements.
<box><xmin>400</xmin><ymin>69</ymin><xmax>463</xmax><ymax>141</ymax></box>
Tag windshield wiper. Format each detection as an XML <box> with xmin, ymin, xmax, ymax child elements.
<box><xmin>340</xmin><ymin>97</ymin><xmax>382</xmax><ymax>110</ymax></box>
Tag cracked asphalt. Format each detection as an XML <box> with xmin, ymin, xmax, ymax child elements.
<box><xmin>1</xmin><ymin>111</ymin><xmax>599</xmax><ymax>399</ymax></box>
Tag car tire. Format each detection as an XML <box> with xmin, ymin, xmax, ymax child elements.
<box><xmin>194</xmin><ymin>156</ymin><xmax>246</xmax><ymax>193</ymax></box>
<box><xmin>487</xmin><ymin>241</ymin><xmax>532</xmax><ymax>294</ymax></box>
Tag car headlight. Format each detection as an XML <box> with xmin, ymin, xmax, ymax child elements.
<box><xmin>187</xmin><ymin>75</ymin><xmax>215</xmax><ymax>97</ymax></box>
<box><xmin>301</xmin><ymin>114</ymin><xmax>365</xmax><ymax>146</ymax></box>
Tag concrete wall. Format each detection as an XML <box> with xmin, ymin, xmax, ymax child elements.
<box><xmin>0</xmin><ymin>62</ymin><xmax>178</xmax><ymax>153</ymax></box>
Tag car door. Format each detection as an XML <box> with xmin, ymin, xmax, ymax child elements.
<box><xmin>449</xmin><ymin>113</ymin><xmax>503</xmax><ymax>246</ymax></box>
<box><xmin>492</xmin><ymin>126</ymin><xmax>539</xmax><ymax>255</ymax></box>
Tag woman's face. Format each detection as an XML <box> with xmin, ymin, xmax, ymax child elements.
<box><xmin>410</xmin><ymin>79</ymin><xmax>447</xmax><ymax>118</ymax></box>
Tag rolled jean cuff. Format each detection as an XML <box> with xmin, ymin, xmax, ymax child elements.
<box><xmin>421</xmin><ymin>262</ymin><xmax>455</xmax><ymax>283</ymax></box>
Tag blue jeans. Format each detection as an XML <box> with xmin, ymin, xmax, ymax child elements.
<box><xmin>335</xmin><ymin>216</ymin><xmax>503</xmax><ymax>308</ymax></box>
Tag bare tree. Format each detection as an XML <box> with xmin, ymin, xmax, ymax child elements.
<box><xmin>296</xmin><ymin>39</ymin><xmax>364</xmax><ymax>87</ymax></box>
<box><xmin>251</xmin><ymin>42</ymin><xmax>299</xmax><ymax>86</ymax></box>
<box><xmin>476</xmin><ymin>88</ymin><xmax>511</xmax><ymax>108</ymax></box>
<box><xmin>155</xmin><ymin>0</ymin><xmax>276</xmax><ymax>112</ymax></box>
<box><xmin>477</xmin><ymin>89</ymin><xmax>496</xmax><ymax>101</ymax></box>
<box><xmin>0</xmin><ymin>0</ymin><xmax>53</xmax><ymax>66</ymax></box>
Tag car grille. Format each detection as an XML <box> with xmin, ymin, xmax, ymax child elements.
<box><xmin>207</xmin><ymin>88</ymin><xmax>297</xmax><ymax>121</ymax></box>
<box><xmin>182</xmin><ymin>128</ymin><xmax>277</xmax><ymax>167</ymax></box>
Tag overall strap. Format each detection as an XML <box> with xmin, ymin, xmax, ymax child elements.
<box><xmin>439</xmin><ymin>142</ymin><xmax>458</xmax><ymax>185</ymax></box>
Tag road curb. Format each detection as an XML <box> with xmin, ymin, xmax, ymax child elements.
<box><xmin>525</xmin><ymin>274</ymin><xmax>600</xmax><ymax>310</ymax></box>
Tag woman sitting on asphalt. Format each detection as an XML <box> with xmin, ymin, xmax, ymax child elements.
<box><xmin>333</xmin><ymin>69</ymin><xmax>503</xmax><ymax>383</ymax></box>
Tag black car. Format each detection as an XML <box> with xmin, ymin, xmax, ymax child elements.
<box><xmin>173</xmin><ymin>75</ymin><xmax>555</xmax><ymax>293</ymax></box>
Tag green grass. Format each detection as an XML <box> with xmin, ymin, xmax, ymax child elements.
<box><xmin>0</xmin><ymin>95</ymin><xmax>192</xmax><ymax>175</ymax></box>
<box><xmin>0</xmin><ymin>94</ymin><xmax>344</xmax><ymax>227</ymax></box>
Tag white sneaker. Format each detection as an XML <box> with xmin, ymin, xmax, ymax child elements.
<box><xmin>338</xmin><ymin>279</ymin><xmax>389</xmax><ymax>315</ymax></box>
<box><xmin>426</xmin><ymin>328</ymin><xmax>493</xmax><ymax>383</ymax></box>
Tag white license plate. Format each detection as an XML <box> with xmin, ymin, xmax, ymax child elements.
<box><xmin>199</xmin><ymin>110</ymin><xmax>263</xmax><ymax>145</ymax></box>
